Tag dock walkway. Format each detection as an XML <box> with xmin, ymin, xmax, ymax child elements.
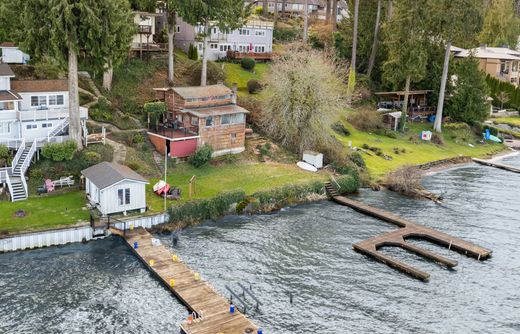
<box><xmin>111</xmin><ymin>228</ymin><xmax>258</xmax><ymax>334</ymax></box>
<box><xmin>473</xmin><ymin>158</ymin><xmax>520</xmax><ymax>173</ymax></box>
<box><xmin>324</xmin><ymin>184</ymin><xmax>492</xmax><ymax>281</ymax></box>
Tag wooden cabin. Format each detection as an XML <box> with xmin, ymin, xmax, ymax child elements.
<box><xmin>376</xmin><ymin>90</ymin><xmax>436</xmax><ymax>122</ymax></box>
<box><xmin>150</xmin><ymin>84</ymin><xmax>249</xmax><ymax>158</ymax></box>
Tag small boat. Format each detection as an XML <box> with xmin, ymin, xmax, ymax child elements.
<box><xmin>297</xmin><ymin>161</ymin><xmax>318</xmax><ymax>172</ymax></box>
<box><xmin>153</xmin><ymin>180</ymin><xmax>170</xmax><ymax>195</ymax></box>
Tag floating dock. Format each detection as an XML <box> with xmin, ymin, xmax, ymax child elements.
<box><xmin>111</xmin><ymin>228</ymin><xmax>258</xmax><ymax>334</ymax></box>
<box><xmin>472</xmin><ymin>158</ymin><xmax>520</xmax><ymax>174</ymax></box>
<box><xmin>325</xmin><ymin>183</ymin><xmax>492</xmax><ymax>281</ymax></box>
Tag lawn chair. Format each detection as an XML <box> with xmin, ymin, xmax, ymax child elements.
<box><xmin>45</xmin><ymin>179</ymin><xmax>55</xmax><ymax>193</ymax></box>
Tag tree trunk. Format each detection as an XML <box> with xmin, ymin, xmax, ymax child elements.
<box><xmin>263</xmin><ymin>0</ymin><xmax>268</xmax><ymax>15</ymax></box>
<box><xmin>367</xmin><ymin>0</ymin><xmax>381</xmax><ymax>77</ymax></box>
<box><xmin>400</xmin><ymin>75</ymin><xmax>411</xmax><ymax>132</ymax></box>
<box><xmin>102</xmin><ymin>61</ymin><xmax>113</xmax><ymax>91</ymax></box>
<box><xmin>303</xmin><ymin>0</ymin><xmax>309</xmax><ymax>43</ymax></box>
<box><xmin>274</xmin><ymin>1</ymin><xmax>278</xmax><ymax>22</ymax></box>
<box><xmin>200</xmin><ymin>23</ymin><xmax>209</xmax><ymax>87</ymax></box>
<box><xmin>326</xmin><ymin>0</ymin><xmax>331</xmax><ymax>23</ymax></box>
<box><xmin>387</xmin><ymin>0</ymin><xmax>393</xmax><ymax>19</ymax></box>
<box><xmin>167</xmin><ymin>25</ymin><xmax>175</xmax><ymax>86</ymax></box>
<box><xmin>346</xmin><ymin>0</ymin><xmax>359</xmax><ymax>105</ymax></box>
<box><xmin>332</xmin><ymin>0</ymin><xmax>338</xmax><ymax>31</ymax></box>
<box><xmin>434</xmin><ymin>40</ymin><xmax>451</xmax><ymax>133</ymax></box>
<box><xmin>281</xmin><ymin>0</ymin><xmax>286</xmax><ymax>17</ymax></box>
<box><xmin>68</xmin><ymin>47</ymin><xmax>82</xmax><ymax>149</ymax></box>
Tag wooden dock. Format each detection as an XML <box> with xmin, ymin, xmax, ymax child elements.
<box><xmin>110</xmin><ymin>228</ymin><xmax>259</xmax><ymax>334</ymax></box>
<box><xmin>325</xmin><ymin>186</ymin><xmax>492</xmax><ymax>281</ymax></box>
<box><xmin>472</xmin><ymin>158</ymin><xmax>520</xmax><ymax>173</ymax></box>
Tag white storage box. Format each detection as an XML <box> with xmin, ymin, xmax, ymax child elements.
<box><xmin>302</xmin><ymin>151</ymin><xmax>323</xmax><ymax>169</ymax></box>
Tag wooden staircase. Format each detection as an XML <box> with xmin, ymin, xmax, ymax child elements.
<box><xmin>9</xmin><ymin>177</ymin><xmax>27</xmax><ymax>201</ymax></box>
<box><xmin>324</xmin><ymin>181</ymin><xmax>340</xmax><ymax>198</ymax></box>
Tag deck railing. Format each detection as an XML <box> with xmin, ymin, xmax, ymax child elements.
<box><xmin>4</xmin><ymin>171</ymin><xmax>14</xmax><ymax>202</ymax></box>
<box><xmin>11</xmin><ymin>138</ymin><xmax>25</xmax><ymax>173</ymax></box>
<box><xmin>20</xmin><ymin>139</ymin><xmax>37</xmax><ymax>176</ymax></box>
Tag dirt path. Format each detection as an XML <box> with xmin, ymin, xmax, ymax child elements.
<box><xmin>105</xmin><ymin>138</ymin><xmax>127</xmax><ymax>164</ymax></box>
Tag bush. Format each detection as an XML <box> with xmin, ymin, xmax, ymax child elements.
<box><xmin>247</xmin><ymin>79</ymin><xmax>262</xmax><ymax>94</ymax></box>
<box><xmin>132</xmin><ymin>132</ymin><xmax>145</xmax><ymax>144</ymax></box>
<box><xmin>83</xmin><ymin>151</ymin><xmax>102</xmax><ymax>164</ymax></box>
<box><xmin>188</xmin><ymin>43</ymin><xmax>199</xmax><ymax>60</ymax></box>
<box><xmin>347</xmin><ymin>109</ymin><xmax>384</xmax><ymax>131</ymax></box>
<box><xmin>0</xmin><ymin>144</ymin><xmax>9</xmax><ymax>160</ymax></box>
<box><xmin>331</xmin><ymin>122</ymin><xmax>351</xmax><ymax>136</ymax></box>
<box><xmin>333</xmin><ymin>174</ymin><xmax>360</xmax><ymax>195</ymax></box>
<box><xmin>347</xmin><ymin>152</ymin><xmax>365</xmax><ymax>169</ymax></box>
<box><xmin>41</xmin><ymin>141</ymin><xmax>77</xmax><ymax>161</ymax></box>
<box><xmin>384</xmin><ymin>165</ymin><xmax>423</xmax><ymax>195</ymax></box>
<box><xmin>254</xmin><ymin>6</ymin><xmax>263</xmax><ymax>15</ymax></box>
<box><xmin>241</xmin><ymin>57</ymin><xmax>256</xmax><ymax>71</ymax></box>
<box><xmin>188</xmin><ymin>144</ymin><xmax>213</xmax><ymax>168</ymax></box>
<box><xmin>431</xmin><ymin>133</ymin><xmax>445</xmax><ymax>145</ymax></box>
<box><xmin>274</xmin><ymin>27</ymin><xmax>299</xmax><ymax>42</ymax></box>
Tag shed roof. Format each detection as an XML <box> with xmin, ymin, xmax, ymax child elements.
<box><xmin>0</xmin><ymin>90</ymin><xmax>22</xmax><ymax>101</ymax></box>
<box><xmin>181</xmin><ymin>104</ymin><xmax>250</xmax><ymax>117</ymax></box>
<box><xmin>10</xmin><ymin>80</ymin><xmax>68</xmax><ymax>92</ymax></box>
<box><xmin>0</xmin><ymin>64</ymin><xmax>15</xmax><ymax>77</ymax></box>
<box><xmin>81</xmin><ymin>162</ymin><xmax>148</xmax><ymax>190</ymax></box>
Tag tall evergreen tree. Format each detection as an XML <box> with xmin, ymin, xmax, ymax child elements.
<box><xmin>15</xmin><ymin>0</ymin><xmax>134</xmax><ymax>148</ymax></box>
<box><xmin>430</xmin><ymin>0</ymin><xmax>483</xmax><ymax>132</ymax></box>
<box><xmin>179</xmin><ymin>0</ymin><xmax>250</xmax><ymax>86</ymax></box>
<box><xmin>346</xmin><ymin>0</ymin><xmax>359</xmax><ymax>105</ymax></box>
<box><xmin>479</xmin><ymin>0</ymin><xmax>520</xmax><ymax>49</ymax></box>
<box><xmin>367</xmin><ymin>0</ymin><xmax>382</xmax><ymax>78</ymax></box>
<box><xmin>382</xmin><ymin>0</ymin><xmax>429</xmax><ymax>131</ymax></box>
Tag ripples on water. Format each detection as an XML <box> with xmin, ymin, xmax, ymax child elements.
<box><xmin>1</xmin><ymin>154</ymin><xmax>519</xmax><ymax>334</ymax></box>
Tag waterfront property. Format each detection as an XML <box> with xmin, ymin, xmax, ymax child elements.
<box><xmin>0</xmin><ymin>63</ymin><xmax>88</xmax><ymax>201</ymax></box>
<box><xmin>149</xmin><ymin>84</ymin><xmax>249</xmax><ymax>158</ymax></box>
<box><xmin>130</xmin><ymin>11</ymin><xmax>165</xmax><ymax>53</ymax></box>
<box><xmin>375</xmin><ymin>90</ymin><xmax>437</xmax><ymax>125</ymax></box>
<box><xmin>82</xmin><ymin>162</ymin><xmax>149</xmax><ymax>216</ymax></box>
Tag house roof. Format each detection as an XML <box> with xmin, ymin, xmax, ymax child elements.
<box><xmin>0</xmin><ymin>90</ymin><xmax>22</xmax><ymax>101</ymax></box>
<box><xmin>10</xmin><ymin>80</ymin><xmax>68</xmax><ymax>93</ymax></box>
<box><xmin>451</xmin><ymin>46</ymin><xmax>520</xmax><ymax>60</ymax></box>
<box><xmin>81</xmin><ymin>161</ymin><xmax>148</xmax><ymax>190</ymax></box>
<box><xmin>181</xmin><ymin>104</ymin><xmax>250</xmax><ymax>117</ymax></box>
<box><xmin>0</xmin><ymin>64</ymin><xmax>15</xmax><ymax>77</ymax></box>
<box><xmin>174</xmin><ymin>84</ymin><xmax>232</xmax><ymax>99</ymax></box>
<box><xmin>0</xmin><ymin>42</ymin><xmax>16</xmax><ymax>48</ymax></box>
<box><xmin>375</xmin><ymin>90</ymin><xmax>432</xmax><ymax>96</ymax></box>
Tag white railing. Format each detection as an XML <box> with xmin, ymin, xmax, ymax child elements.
<box><xmin>18</xmin><ymin>107</ymin><xmax>88</xmax><ymax>121</ymax></box>
<box><xmin>4</xmin><ymin>171</ymin><xmax>14</xmax><ymax>202</ymax></box>
<box><xmin>11</xmin><ymin>138</ymin><xmax>26</xmax><ymax>173</ymax></box>
<box><xmin>47</xmin><ymin>118</ymin><xmax>69</xmax><ymax>141</ymax></box>
<box><xmin>0</xmin><ymin>138</ymin><xmax>24</xmax><ymax>150</ymax></box>
<box><xmin>0</xmin><ymin>167</ymin><xmax>8</xmax><ymax>183</ymax></box>
<box><xmin>20</xmin><ymin>139</ymin><xmax>37</xmax><ymax>176</ymax></box>
<box><xmin>19</xmin><ymin>172</ymin><xmax>28</xmax><ymax>200</ymax></box>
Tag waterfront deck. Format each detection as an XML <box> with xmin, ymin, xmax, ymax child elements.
<box><xmin>473</xmin><ymin>158</ymin><xmax>520</xmax><ymax>174</ymax></box>
<box><xmin>111</xmin><ymin>228</ymin><xmax>258</xmax><ymax>334</ymax></box>
<box><xmin>324</xmin><ymin>183</ymin><xmax>492</xmax><ymax>281</ymax></box>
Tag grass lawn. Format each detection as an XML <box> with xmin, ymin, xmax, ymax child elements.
<box><xmin>0</xmin><ymin>191</ymin><xmax>89</xmax><ymax>234</ymax></box>
<box><xmin>336</xmin><ymin>121</ymin><xmax>505</xmax><ymax>179</ymax></box>
<box><xmin>492</xmin><ymin>117</ymin><xmax>520</xmax><ymax>127</ymax></box>
<box><xmin>146</xmin><ymin>161</ymin><xmax>327</xmax><ymax>212</ymax></box>
<box><xmin>223</xmin><ymin>62</ymin><xmax>269</xmax><ymax>97</ymax></box>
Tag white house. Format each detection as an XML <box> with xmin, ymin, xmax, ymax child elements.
<box><xmin>174</xmin><ymin>18</ymin><xmax>274</xmax><ymax>61</ymax></box>
<box><xmin>131</xmin><ymin>11</ymin><xmax>160</xmax><ymax>50</ymax></box>
<box><xmin>0</xmin><ymin>42</ymin><xmax>30</xmax><ymax>64</ymax></box>
<box><xmin>82</xmin><ymin>162</ymin><xmax>149</xmax><ymax>216</ymax></box>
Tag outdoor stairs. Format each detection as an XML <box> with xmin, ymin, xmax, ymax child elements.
<box><xmin>324</xmin><ymin>181</ymin><xmax>340</xmax><ymax>198</ymax></box>
<box><xmin>48</xmin><ymin>118</ymin><xmax>69</xmax><ymax>138</ymax></box>
<box><xmin>12</xmin><ymin>146</ymin><xmax>31</xmax><ymax>177</ymax></box>
<box><xmin>9</xmin><ymin>176</ymin><xmax>27</xmax><ymax>201</ymax></box>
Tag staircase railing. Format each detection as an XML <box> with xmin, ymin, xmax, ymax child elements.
<box><xmin>4</xmin><ymin>171</ymin><xmax>15</xmax><ymax>202</ymax></box>
<box><xmin>19</xmin><ymin>171</ymin><xmax>28</xmax><ymax>201</ymax></box>
<box><xmin>20</xmin><ymin>139</ymin><xmax>37</xmax><ymax>176</ymax></box>
<box><xmin>47</xmin><ymin>118</ymin><xmax>69</xmax><ymax>141</ymax></box>
<box><xmin>11</xmin><ymin>138</ymin><xmax>26</xmax><ymax>174</ymax></box>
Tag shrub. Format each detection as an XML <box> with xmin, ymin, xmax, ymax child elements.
<box><xmin>331</xmin><ymin>121</ymin><xmax>351</xmax><ymax>136</ymax></box>
<box><xmin>431</xmin><ymin>133</ymin><xmax>445</xmax><ymax>145</ymax></box>
<box><xmin>0</xmin><ymin>144</ymin><xmax>9</xmax><ymax>160</ymax></box>
<box><xmin>254</xmin><ymin>6</ymin><xmax>263</xmax><ymax>15</ymax></box>
<box><xmin>247</xmin><ymin>79</ymin><xmax>262</xmax><ymax>94</ymax></box>
<box><xmin>274</xmin><ymin>27</ymin><xmax>299</xmax><ymax>42</ymax></box>
<box><xmin>132</xmin><ymin>132</ymin><xmax>145</xmax><ymax>144</ymax></box>
<box><xmin>333</xmin><ymin>174</ymin><xmax>360</xmax><ymax>195</ymax></box>
<box><xmin>188</xmin><ymin>144</ymin><xmax>213</xmax><ymax>168</ymax></box>
<box><xmin>384</xmin><ymin>165</ymin><xmax>423</xmax><ymax>195</ymax></box>
<box><xmin>41</xmin><ymin>141</ymin><xmax>77</xmax><ymax>161</ymax></box>
<box><xmin>347</xmin><ymin>109</ymin><xmax>384</xmax><ymax>131</ymax></box>
<box><xmin>188</xmin><ymin>43</ymin><xmax>199</xmax><ymax>60</ymax></box>
<box><xmin>83</xmin><ymin>151</ymin><xmax>102</xmax><ymax>164</ymax></box>
<box><xmin>348</xmin><ymin>151</ymin><xmax>365</xmax><ymax>169</ymax></box>
<box><xmin>241</xmin><ymin>57</ymin><xmax>256</xmax><ymax>71</ymax></box>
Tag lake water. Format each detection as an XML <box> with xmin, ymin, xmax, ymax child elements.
<box><xmin>1</xmin><ymin>153</ymin><xmax>519</xmax><ymax>333</ymax></box>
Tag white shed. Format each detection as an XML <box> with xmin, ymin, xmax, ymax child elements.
<box><xmin>303</xmin><ymin>150</ymin><xmax>323</xmax><ymax>169</ymax></box>
<box><xmin>0</xmin><ymin>43</ymin><xmax>30</xmax><ymax>64</ymax></box>
<box><xmin>81</xmin><ymin>162</ymin><xmax>149</xmax><ymax>216</ymax></box>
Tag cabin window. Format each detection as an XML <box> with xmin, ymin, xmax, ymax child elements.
<box><xmin>210</xmin><ymin>43</ymin><xmax>218</xmax><ymax>50</ymax></box>
<box><xmin>254</xmin><ymin>45</ymin><xmax>265</xmax><ymax>53</ymax></box>
<box><xmin>0</xmin><ymin>122</ymin><xmax>10</xmax><ymax>134</ymax></box>
<box><xmin>205</xmin><ymin>116</ymin><xmax>213</xmax><ymax>127</ymax></box>
<box><xmin>118</xmin><ymin>189</ymin><xmax>123</xmax><ymax>205</ymax></box>
<box><xmin>48</xmin><ymin>95</ymin><xmax>64</xmax><ymax>106</ymax></box>
<box><xmin>31</xmin><ymin>96</ymin><xmax>47</xmax><ymax>107</ymax></box>
<box><xmin>41</xmin><ymin>123</ymin><xmax>53</xmax><ymax>128</ymax></box>
<box><xmin>212</xmin><ymin>27</ymin><xmax>217</xmax><ymax>34</ymax></box>
<box><xmin>26</xmin><ymin>124</ymin><xmax>37</xmax><ymax>130</ymax></box>
<box><xmin>255</xmin><ymin>30</ymin><xmax>266</xmax><ymax>37</ymax></box>
<box><xmin>230</xmin><ymin>133</ymin><xmax>237</xmax><ymax>144</ymax></box>
<box><xmin>118</xmin><ymin>188</ymin><xmax>130</xmax><ymax>205</ymax></box>
<box><xmin>125</xmin><ymin>188</ymin><xmax>131</xmax><ymax>205</ymax></box>
<box><xmin>175</xmin><ymin>25</ymin><xmax>180</xmax><ymax>33</ymax></box>
<box><xmin>221</xmin><ymin>113</ymin><xmax>244</xmax><ymax>125</ymax></box>
<box><xmin>238</xmin><ymin>29</ymin><xmax>250</xmax><ymax>36</ymax></box>
<box><xmin>513</xmin><ymin>61</ymin><xmax>518</xmax><ymax>72</ymax></box>
<box><xmin>191</xmin><ymin>117</ymin><xmax>199</xmax><ymax>126</ymax></box>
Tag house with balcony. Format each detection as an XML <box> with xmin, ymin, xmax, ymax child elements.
<box><xmin>174</xmin><ymin>18</ymin><xmax>274</xmax><ymax>61</ymax></box>
<box><xmin>131</xmin><ymin>11</ymin><xmax>166</xmax><ymax>53</ymax></box>
<box><xmin>148</xmin><ymin>84</ymin><xmax>249</xmax><ymax>158</ymax></box>
<box><xmin>451</xmin><ymin>45</ymin><xmax>520</xmax><ymax>87</ymax></box>
<box><xmin>246</xmin><ymin>0</ymin><xmax>348</xmax><ymax>20</ymax></box>
<box><xmin>0</xmin><ymin>63</ymin><xmax>88</xmax><ymax>201</ymax></box>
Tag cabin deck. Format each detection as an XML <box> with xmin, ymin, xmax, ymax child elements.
<box><xmin>324</xmin><ymin>187</ymin><xmax>492</xmax><ymax>281</ymax></box>
<box><xmin>111</xmin><ymin>227</ymin><xmax>258</xmax><ymax>334</ymax></box>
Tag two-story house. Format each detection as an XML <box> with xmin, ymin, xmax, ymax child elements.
<box><xmin>0</xmin><ymin>63</ymin><xmax>88</xmax><ymax>201</ymax></box>
<box><xmin>148</xmin><ymin>84</ymin><xmax>249</xmax><ymax>158</ymax></box>
<box><xmin>452</xmin><ymin>45</ymin><xmax>520</xmax><ymax>87</ymax></box>
<box><xmin>174</xmin><ymin>18</ymin><xmax>274</xmax><ymax>61</ymax></box>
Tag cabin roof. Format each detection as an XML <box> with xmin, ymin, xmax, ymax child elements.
<box><xmin>0</xmin><ymin>63</ymin><xmax>15</xmax><ymax>77</ymax></box>
<box><xmin>0</xmin><ymin>90</ymin><xmax>22</xmax><ymax>101</ymax></box>
<box><xmin>154</xmin><ymin>84</ymin><xmax>233</xmax><ymax>99</ymax></box>
<box><xmin>81</xmin><ymin>162</ymin><xmax>148</xmax><ymax>190</ymax></box>
<box><xmin>10</xmin><ymin>80</ymin><xmax>68</xmax><ymax>93</ymax></box>
<box><xmin>181</xmin><ymin>104</ymin><xmax>250</xmax><ymax>117</ymax></box>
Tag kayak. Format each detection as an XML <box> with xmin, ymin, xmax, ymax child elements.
<box><xmin>297</xmin><ymin>161</ymin><xmax>318</xmax><ymax>172</ymax></box>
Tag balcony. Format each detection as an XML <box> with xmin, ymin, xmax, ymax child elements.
<box><xmin>17</xmin><ymin>107</ymin><xmax>88</xmax><ymax>121</ymax></box>
<box><xmin>147</xmin><ymin>125</ymin><xmax>200</xmax><ymax>158</ymax></box>
<box><xmin>138</xmin><ymin>25</ymin><xmax>153</xmax><ymax>34</ymax></box>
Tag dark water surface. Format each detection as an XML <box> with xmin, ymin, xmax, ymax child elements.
<box><xmin>1</xmin><ymin>153</ymin><xmax>519</xmax><ymax>333</ymax></box>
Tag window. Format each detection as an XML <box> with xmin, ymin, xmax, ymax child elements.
<box><xmin>513</xmin><ymin>61</ymin><xmax>518</xmax><ymax>73</ymax></box>
<box><xmin>0</xmin><ymin>102</ymin><xmax>14</xmax><ymax>110</ymax></box>
<box><xmin>255</xmin><ymin>30</ymin><xmax>266</xmax><ymax>37</ymax></box>
<box><xmin>125</xmin><ymin>188</ymin><xmax>130</xmax><ymax>205</ymax></box>
<box><xmin>31</xmin><ymin>96</ymin><xmax>47</xmax><ymax>107</ymax></box>
<box><xmin>175</xmin><ymin>25</ymin><xmax>181</xmax><ymax>33</ymax></box>
<box><xmin>230</xmin><ymin>133</ymin><xmax>237</xmax><ymax>144</ymax></box>
<box><xmin>212</xmin><ymin>27</ymin><xmax>217</xmax><ymax>34</ymax></box>
<box><xmin>42</xmin><ymin>123</ymin><xmax>53</xmax><ymax>128</ymax></box>
<box><xmin>205</xmin><ymin>116</ymin><xmax>213</xmax><ymax>127</ymax></box>
<box><xmin>219</xmin><ymin>44</ymin><xmax>231</xmax><ymax>52</ymax></box>
<box><xmin>118</xmin><ymin>189</ymin><xmax>124</xmax><ymax>205</ymax></box>
<box><xmin>191</xmin><ymin>117</ymin><xmax>199</xmax><ymax>126</ymax></box>
<box><xmin>254</xmin><ymin>45</ymin><xmax>265</xmax><ymax>53</ymax></box>
<box><xmin>118</xmin><ymin>188</ymin><xmax>130</xmax><ymax>205</ymax></box>
<box><xmin>0</xmin><ymin>122</ymin><xmax>10</xmax><ymax>134</ymax></box>
<box><xmin>210</xmin><ymin>43</ymin><xmax>218</xmax><ymax>50</ymax></box>
<box><xmin>48</xmin><ymin>95</ymin><xmax>64</xmax><ymax>106</ymax></box>
<box><xmin>238</xmin><ymin>29</ymin><xmax>250</xmax><ymax>36</ymax></box>
<box><xmin>26</xmin><ymin>124</ymin><xmax>37</xmax><ymax>130</ymax></box>
<box><xmin>221</xmin><ymin>113</ymin><xmax>244</xmax><ymax>125</ymax></box>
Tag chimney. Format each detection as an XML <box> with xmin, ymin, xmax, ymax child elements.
<box><xmin>231</xmin><ymin>83</ymin><xmax>238</xmax><ymax>104</ymax></box>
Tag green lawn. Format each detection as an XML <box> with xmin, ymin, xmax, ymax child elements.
<box><xmin>146</xmin><ymin>161</ymin><xmax>327</xmax><ymax>212</ymax></box>
<box><xmin>0</xmin><ymin>191</ymin><xmax>89</xmax><ymax>234</ymax></box>
<box><xmin>336</xmin><ymin>121</ymin><xmax>505</xmax><ymax>179</ymax></box>
<box><xmin>223</xmin><ymin>63</ymin><xmax>269</xmax><ymax>97</ymax></box>
<box><xmin>492</xmin><ymin>117</ymin><xmax>520</xmax><ymax>127</ymax></box>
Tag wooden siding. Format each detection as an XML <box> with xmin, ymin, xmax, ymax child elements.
<box><xmin>99</xmin><ymin>180</ymin><xmax>146</xmax><ymax>215</ymax></box>
<box><xmin>199</xmin><ymin>116</ymin><xmax>245</xmax><ymax>151</ymax></box>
